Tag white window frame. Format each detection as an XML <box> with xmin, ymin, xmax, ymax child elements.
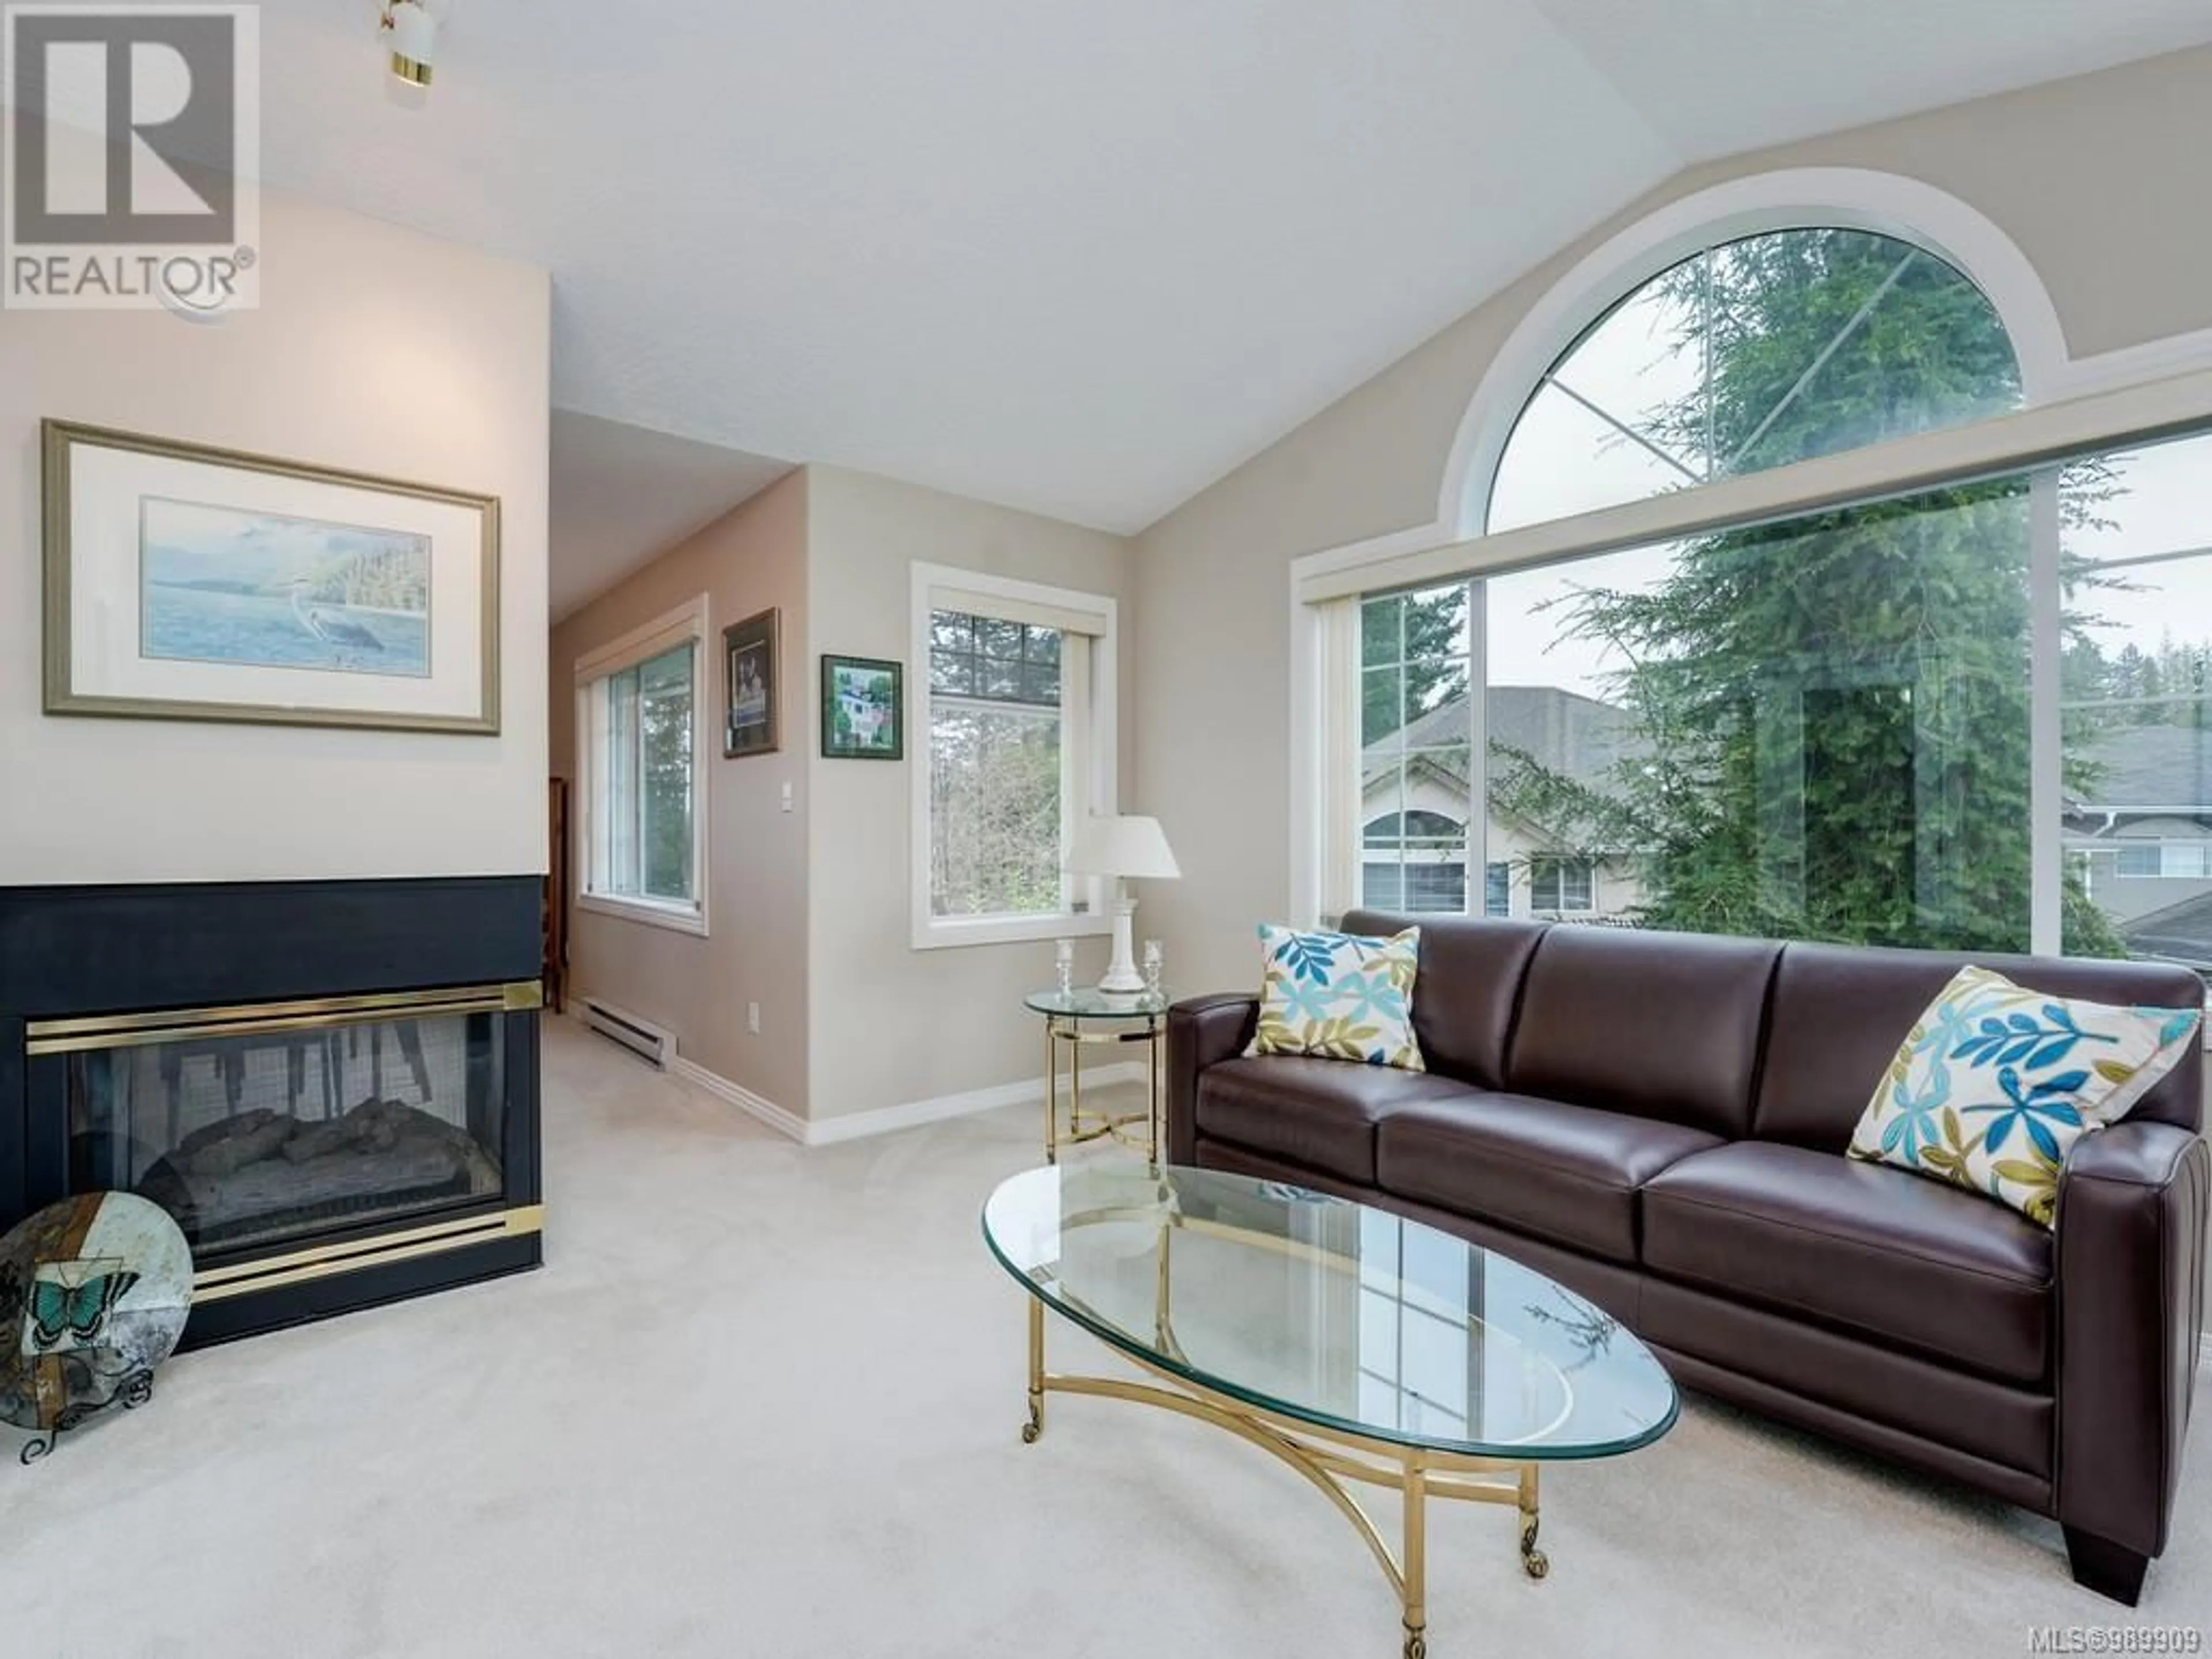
<box><xmin>911</xmin><ymin>563</ymin><xmax>1118</xmax><ymax>950</ymax></box>
<box><xmin>1287</xmin><ymin>167</ymin><xmax>2212</xmax><ymax>956</ymax></box>
<box><xmin>573</xmin><ymin>594</ymin><xmax>711</xmax><ymax>937</ymax></box>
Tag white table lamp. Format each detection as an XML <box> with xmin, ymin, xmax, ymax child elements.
<box><xmin>1068</xmin><ymin>814</ymin><xmax>1180</xmax><ymax>994</ymax></box>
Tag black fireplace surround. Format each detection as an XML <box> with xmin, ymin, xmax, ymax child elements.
<box><xmin>0</xmin><ymin>877</ymin><xmax>544</xmax><ymax>1347</ymax></box>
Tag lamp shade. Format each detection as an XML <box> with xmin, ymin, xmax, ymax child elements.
<box><xmin>1068</xmin><ymin>814</ymin><xmax>1180</xmax><ymax>880</ymax></box>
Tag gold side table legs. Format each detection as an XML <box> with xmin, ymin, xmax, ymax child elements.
<box><xmin>1041</xmin><ymin>1013</ymin><xmax>1163</xmax><ymax>1165</ymax></box>
<box><xmin>1016</xmin><ymin>1296</ymin><xmax>1549</xmax><ymax>1657</ymax></box>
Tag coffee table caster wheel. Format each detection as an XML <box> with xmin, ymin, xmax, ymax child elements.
<box><xmin>1520</xmin><ymin>1514</ymin><xmax>1548</xmax><ymax>1579</ymax></box>
<box><xmin>1020</xmin><ymin>1421</ymin><xmax>1040</xmax><ymax>1445</ymax></box>
<box><xmin>1402</xmin><ymin>1626</ymin><xmax>1426</xmax><ymax>1659</ymax></box>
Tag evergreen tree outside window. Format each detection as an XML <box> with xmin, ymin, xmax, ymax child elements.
<box><xmin>1488</xmin><ymin>229</ymin><xmax>2023</xmax><ymax>533</ymax></box>
<box><xmin>929</xmin><ymin>609</ymin><xmax>1066</xmax><ymax>919</ymax></box>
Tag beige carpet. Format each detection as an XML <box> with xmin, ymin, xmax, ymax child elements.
<box><xmin>6</xmin><ymin>1018</ymin><xmax>2209</xmax><ymax>1658</ymax></box>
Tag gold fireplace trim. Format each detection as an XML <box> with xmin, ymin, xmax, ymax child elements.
<box><xmin>190</xmin><ymin>1204</ymin><xmax>545</xmax><ymax>1304</ymax></box>
<box><xmin>25</xmin><ymin>980</ymin><xmax>544</xmax><ymax>1055</ymax></box>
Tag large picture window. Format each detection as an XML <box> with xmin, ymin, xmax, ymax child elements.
<box><xmin>911</xmin><ymin>566</ymin><xmax>1116</xmax><ymax>948</ymax></box>
<box><xmin>1339</xmin><ymin>221</ymin><xmax>2212</xmax><ymax>976</ymax></box>
<box><xmin>575</xmin><ymin>596</ymin><xmax>710</xmax><ymax>935</ymax></box>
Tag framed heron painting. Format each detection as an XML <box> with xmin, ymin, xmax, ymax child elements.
<box><xmin>42</xmin><ymin>419</ymin><xmax>501</xmax><ymax>734</ymax></box>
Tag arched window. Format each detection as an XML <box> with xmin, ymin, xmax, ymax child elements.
<box><xmin>1363</xmin><ymin>809</ymin><xmax>1466</xmax><ymax>845</ymax></box>
<box><xmin>1341</xmin><ymin>209</ymin><xmax>2212</xmax><ymax>967</ymax></box>
<box><xmin>1486</xmin><ymin>228</ymin><xmax>2022</xmax><ymax>533</ymax></box>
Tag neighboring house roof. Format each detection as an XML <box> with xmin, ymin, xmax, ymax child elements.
<box><xmin>1362</xmin><ymin>687</ymin><xmax>1642</xmax><ymax>797</ymax></box>
<box><xmin>2066</xmin><ymin>723</ymin><xmax>2212</xmax><ymax>816</ymax></box>
<box><xmin>2116</xmin><ymin>890</ymin><xmax>2212</xmax><ymax>969</ymax></box>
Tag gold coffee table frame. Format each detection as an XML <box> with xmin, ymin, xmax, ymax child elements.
<box><xmin>1012</xmin><ymin>1206</ymin><xmax>1556</xmax><ymax>1659</ymax></box>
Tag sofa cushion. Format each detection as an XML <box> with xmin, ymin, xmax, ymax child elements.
<box><xmin>1642</xmin><ymin>1142</ymin><xmax>2054</xmax><ymax>1385</ymax></box>
<box><xmin>1340</xmin><ymin>912</ymin><xmax>1549</xmax><ymax>1089</ymax></box>
<box><xmin>1846</xmin><ymin>965</ymin><xmax>2203</xmax><ymax>1227</ymax></box>
<box><xmin>1754</xmin><ymin>941</ymin><xmax>2209</xmax><ymax>1150</ymax></box>
<box><xmin>1247</xmin><ymin>923</ymin><xmax>1426</xmax><ymax>1071</ymax></box>
<box><xmin>1505</xmin><ymin>926</ymin><xmax>1781</xmax><ymax>1139</ymax></box>
<box><xmin>1193</xmin><ymin>1056</ymin><xmax>1475</xmax><ymax>1184</ymax></box>
<box><xmin>1376</xmin><ymin>1092</ymin><xmax>1723</xmax><ymax>1265</ymax></box>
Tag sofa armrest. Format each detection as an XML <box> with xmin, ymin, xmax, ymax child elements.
<box><xmin>2053</xmin><ymin>1118</ymin><xmax>2210</xmax><ymax>1580</ymax></box>
<box><xmin>1166</xmin><ymin>994</ymin><xmax>1258</xmax><ymax>1166</ymax></box>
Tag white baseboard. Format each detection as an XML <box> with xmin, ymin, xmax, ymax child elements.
<box><xmin>809</xmin><ymin>1060</ymin><xmax>1148</xmax><ymax>1146</ymax></box>
<box><xmin>668</xmin><ymin>1055</ymin><xmax>811</xmax><ymax>1143</ymax></box>
<box><xmin>666</xmin><ymin>1053</ymin><xmax>1146</xmax><ymax>1149</ymax></box>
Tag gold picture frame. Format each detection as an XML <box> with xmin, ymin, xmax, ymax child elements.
<box><xmin>724</xmin><ymin>606</ymin><xmax>780</xmax><ymax>757</ymax></box>
<box><xmin>43</xmin><ymin>418</ymin><xmax>502</xmax><ymax>735</ymax></box>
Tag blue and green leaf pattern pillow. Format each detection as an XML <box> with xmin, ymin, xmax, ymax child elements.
<box><xmin>1247</xmin><ymin>923</ymin><xmax>1425</xmax><ymax>1071</ymax></box>
<box><xmin>1847</xmin><ymin>965</ymin><xmax>2202</xmax><ymax>1228</ymax></box>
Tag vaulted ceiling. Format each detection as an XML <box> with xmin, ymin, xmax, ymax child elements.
<box><xmin>259</xmin><ymin>3</ymin><xmax>2212</xmax><ymax>536</ymax></box>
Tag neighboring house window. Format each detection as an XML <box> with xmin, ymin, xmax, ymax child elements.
<box><xmin>1361</xmin><ymin>810</ymin><xmax>1467</xmax><ymax>914</ymax></box>
<box><xmin>1530</xmin><ymin>857</ymin><xmax>1593</xmax><ymax>913</ymax></box>
<box><xmin>1484</xmin><ymin>861</ymin><xmax>1510</xmax><ymax>916</ymax></box>
<box><xmin>2115</xmin><ymin>842</ymin><xmax>2161</xmax><ymax>878</ymax></box>
<box><xmin>912</xmin><ymin>565</ymin><xmax>1116</xmax><ymax>948</ymax></box>
<box><xmin>2115</xmin><ymin>840</ymin><xmax>2212</xmax><ymax>879</ymax></box>
<box><xmin>575</xmin><ymin>596</ymin><xmax>710</xmax><ymax>935</ymax></box>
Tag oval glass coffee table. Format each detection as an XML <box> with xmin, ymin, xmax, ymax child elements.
<box><xmin>982</xmin><ymin>1164</ymin><xmax>1679</xmax><ymax>1659</ymax></box>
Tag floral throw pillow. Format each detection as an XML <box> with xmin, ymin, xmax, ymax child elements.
<box><xmin>1246</xmin><ymin>923</ymin><xmax>1425</xmax><ymax>1071</ymax></box>
<box><xmin>1847</xmin><ymin>965</ymin><xmax>2202</xmax><ymax>1227</ymax></box>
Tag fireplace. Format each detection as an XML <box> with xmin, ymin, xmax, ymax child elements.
<box><xmin>0</xmin><ymin>878</ymin><xmax>544</xmax><ymax>1346</ymax></box>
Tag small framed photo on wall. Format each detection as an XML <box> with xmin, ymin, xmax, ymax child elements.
<box><xmin>820</xmin><ymin>654</ymin><xmax>903</xmax><ymax>760</ymax></box>
<box><xmin>724</xmin><ymin>608</ymin><xmax>780</xmax><ymax>757</ymax></box>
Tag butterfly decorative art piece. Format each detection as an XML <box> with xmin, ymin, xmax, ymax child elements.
<box><xmin>0</xmin><ymin>1192</ymin><xmax>191</xmax><ymax>1459</ymax></box>
<box><xmin>24</xmin><ymin>1259</ymin><xmax>142</xmax><ymax>1354</ymax></box>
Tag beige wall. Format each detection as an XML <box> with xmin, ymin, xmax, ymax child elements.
<box><xmin>550</xmin><ymin>472</ymin><xmax>812</xmax><ymax>1111</ymax></box>
<box><xmin>0</xmin><ymin>190</ymin><xmax>550</xmax><ymax>884</ymax></box>
<box><xmin>804</xmin><ymin>465</ymin><xmax>1137</xmax><ymax>1120</ymax></box>
<box><xmin>548</xmin><ymin>463</ymin><xmax>1139</xmax><ymax>1124</ymax></box>
<box><xmin>1134</xmin><ymin>47</ymin><xmax>2212</xmax><ymax>997</ymax></box>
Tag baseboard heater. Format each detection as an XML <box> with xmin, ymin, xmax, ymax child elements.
<box><xmin>578</xmin><ymin>996</ymin><xmax>675</xmax><ymax>1069</ymax></box>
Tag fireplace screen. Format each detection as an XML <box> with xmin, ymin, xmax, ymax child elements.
<box><xmin>56</xmin><ymin>994</ymin><xmax>514</xmax><ymax>1259</ymax></box>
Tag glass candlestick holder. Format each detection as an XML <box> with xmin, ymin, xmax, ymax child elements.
<box><xmin>1054</xmin><ymin>938</ymin><xmax>1075</xmax><ymax>997</ymax></box>
<box><xmin>1142</xmin><ymin>939</ymin><xmax>1165</xmax><ymax>996</ymax></box>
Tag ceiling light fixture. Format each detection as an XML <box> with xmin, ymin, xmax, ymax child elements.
<box><xmin>379</xmin><ymin>1</ymin><xmax>443</xmax><ymax>89</ymax></box>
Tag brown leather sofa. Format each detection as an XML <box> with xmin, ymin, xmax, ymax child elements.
<box><xmin>1167</xmin><ymin>911</ymin><xmax>2209</xmax><ymax>1603</ymax></box>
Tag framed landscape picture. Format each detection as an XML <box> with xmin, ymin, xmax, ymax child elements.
<box><xmin>820</xmin><ymin>654</ymin><xmax>903</xmax><ymax>760</ymax></box>
<box><xmin>724</xmin><ymin>607</ymin><xmax>780</xmax><ymax>756</ymax></box>
<box><xmin>42</xmin><ymin>419</ymin><xmax>500</xmax><ymax>734</ymax></box>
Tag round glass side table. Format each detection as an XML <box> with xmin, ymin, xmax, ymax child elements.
<box><xmin>1023</xmin><ymin>988</ymin><xmax>1168</xmax><ymax>1165</ymax></box>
